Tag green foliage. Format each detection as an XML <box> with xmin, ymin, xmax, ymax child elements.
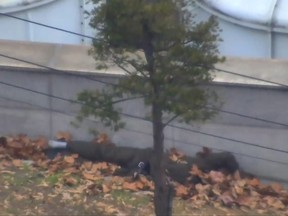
<box><xmin>78</xmin><ymin>0</ymin><xmax>224</xmax><ymax>129</ymax></box>
<box><xmin>75</xmin><ymin>89</ymin><xmax>125</xmax><ymax>131</ymax></box>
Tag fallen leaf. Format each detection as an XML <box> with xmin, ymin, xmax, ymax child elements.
<box><xmin>135</xmin><ymin>181</ymin><xmax>145</xmax><ymax>190</ymax></box>
<box><xmin>195</xmin><ymin>184</ymin><xmax>211</xmax><ymax>195</ymax></box>
<box><xmin>19</xmin><ymin>135</ymin><xmax>30</xmax><ymax>145</ymax></box>
<box><xmin>219</xmin><ymin>193</ymin><xmax>235</xmax><ymax>207</ymax></box>
<box><xmin>13</xmin><ymin>193</ymin><xmax>26</xmax><ymax>201</ymax></box>
<box><xmin>67</xmin><ymin>185</ymin><xmax>87</xmax><ymax>194</ymax></box>
<box><xmin>209</xmin><ymin>171</ymin><xmax>225</xmax><ymax>184</ymax></box>
<box><xmin>64</xmin><ymin>177</ymin><xmax>78</xmax><ymax>186</ymax></box>
<box><xmin>248</xmin><ymin>178</ymin><xmax>260</xmax><ymax>187</ymax></box>
<box><xmin>256</xmin><ymin>209</ymin><xmax>267</xmax><ymax>214</ymax></box>
<box><xmin>234</xmin><ymin>185</ymin><xmax>244</xmax><ymax>195</ymax></box>
<box><xmin>250</xmin><ymin>190</ymin><xmax>260</xmax><ymax>198</ymax></box>
<box><xmin>82</xmin><ymin>172</ymin><xmax>102</xmax><ymax>181</ymax></box>
<box><xmin>270</xmin><ymin>183</ymin><xmax>283</xmax><ymax>193</ymax></box>
<box><xmin>237</xmin><ymin>196</ymin><xmax>255</xmax><ymax>208</ymax></box>
<box><xmin>235</xmin><ymin>179</ymin><xmax>247</xmax><ymax>187</ymax></box>
<box><xmin>35</xmin><ymin>137</ymin><xmax>48</xmax><ymax>149</ymax></box>
<box><xmin>64</xmin><ymin>156</ymin><xmax>75</xmax><ymax>164</ymax></box>
<box><xmin>63</xmin><ymin>167</ymin><xmax>79</xmax><ymax>175</ymax></box>
<box><xmin>48</xmin><ymin>164</ymin><xmax>61</xmax><ymax>173</ymax></box>
<box><xmin>190</xmin><ymin>165</ymin><xmax>203</xmax><ymax>177</ymax></box>
<box><xmin>190</xmin><ymin>195</ymin><xmax>208</xmax><ymax>208</ymax></box>
<box><xmin>37</xmin><ymin>181</ymin><xmax>49</xmax><ymax>187</ymax></box>
<box><xmin>122</xmin><ymin>182</ymin><xmax>138</xmax><ymax>191</ymax></box>
<box><xmin>92</xmin><ymin>162</ymin><xmax>109</xmax><ymax>171</ymax></box>
<box><xmin>62</xmin><ymin>192</ymin><xmax>73</xmax><ymax>201</ymax></box>
<box><xmin>233</xmin><ymin>170</ymin><xmax>241</xmax><ymax>180</ymax></box>
<box><xmin>12</xmin><ymin>159</ymin><xmax>22</xmax><ymax>167</ymax></box>
<box><xmin>102</xmin><ymin>184</ymin><xmax>110</xmax><ymax>193</ymax></box>
<box><xmin>109</xmin><ymin>164</ymin><xmax>120</xmax><ymax>173</ymax></box>
<box><xmin>96</xmin><ymin>133</ymin><xmax>109</xmax><ymax>144</ymax></box>
<box><xmin>0</xmin><ymin>170</ymin><xmax>15</xmax><ymax>175</ymax></box>
<box><xmin>263</xmin><ymin>196</ymin><xmax>285</xmax><ymax>209</ymax></box>
<box><xmin>105</xmin><ymin>205</ymin><xmax>119</xmax><ymax>214</ymax></box>
<box><xmin>96</xmin><ymin>202</ymin><xmax>107</xmax><ymax>208</ymax></box>
<box><xmin>169</xmin><ymin>154</ymin><xmax>179</xmax><ymax>162</ymax></box>
<box><xmin>212</xmin><ymin>187</ymin><xmax>222</xmax><ymax>196</ymax></box>
<box><xmin>82</xmin><ymin>161</ymin><xmax>92</xmax><ymax>170</ymax></box>
<box><xmin>7</xmin><ymin>141</ymin><xmax>19</xmax><ymax>148</ymax></box>
<box><xmin>138</xmin><ymin>175</ymin><xmax>150</xmax><ymax>184</ymax></box>
<box><xmin>33</xmin><ymin>192</ymin><xmax>44</xmax><ymax>201</ymax></box>
<box><xmin>55</xmin><ymin>131</ymin><xmax>72</xmax><ymax>141</ymax></box>
<box><xmin>111</xmin><ymin>176</ymin><xmax>125</xmax><ymax>184</ymax></box>
<box><xmin>175</xmin><ymin>184</ymin><xmax>189</xmax><ymax>197</ymax></box>
<box><xmin>138</xmin><ymin>175</ymin><xmax>154</xmax><ymax>190</ymax></box>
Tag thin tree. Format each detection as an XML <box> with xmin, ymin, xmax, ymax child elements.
<box><xmin>76</xmin><ymin>0</ymin><xmax>224</xmax><ymax>215</ymax></box>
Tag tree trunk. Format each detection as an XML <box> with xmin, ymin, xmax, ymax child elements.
<box><xmin>151</xmin><ymin>102</ymin><xmax>172</xmax><ymax>216</ymax></box>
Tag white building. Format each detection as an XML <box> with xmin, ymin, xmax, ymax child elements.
<box><xmin>0</xmin><ymin>0</ymin><xmax>287</xmax><ymax>58</ymax></box>
<box><xmin>196</xmin><ymin>0</ymin><xmax>288</xmax><ymax>58</ymax></box>
<box><xmin>0</xmin><ymin>0</ymin><xmax>95</xmax><ymax>44</ymax></box>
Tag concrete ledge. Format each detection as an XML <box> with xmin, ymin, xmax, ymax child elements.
<box><xmin>0</xmin><ymin>39</ymin><xmax>122</xmax><ymax>75</ymax></box>
<box><xmin>1</xmin><ymin>39</ymin><xmax>288</xmax><ymax>86</ymax></box>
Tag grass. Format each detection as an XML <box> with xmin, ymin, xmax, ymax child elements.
<box><xmin>0</xmin><ymin>165</ymin><xmax>286</xmax><ymax>216</ymax></box>
<box><xmin>110</xmin><ymin>189</ymin><xmax>151</xmax><ymax>206</ymax></box>
<box><xmin>45</xmin><ymin>173</ymin><xmax>62</xmax><ymax>186</ymax></box>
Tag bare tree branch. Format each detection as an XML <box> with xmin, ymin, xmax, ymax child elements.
<box><xmin>156</xmin><ymin>39</ymin><xmax>195</xmax><ymax>52</ymax></box>
<box><xmin>111</xmin><ymin>55</ymin><xmax>135</xmax><ymax>76</ymax></box>
<box><xmin>123</xmin><ymin>59</ymin><xmax>149</xmax><ymax>78</ymax></box>
<box><xmin>111</xmin><ymin>53</ymin><xmax>149</xmax><ymax>79</ymax></box>
<box><xmin>111</xmin><ymin>95</ymin><xmax>146</xmax><ymax>105</ymax></box>
<box><xmin>163</xmin><ymin>114</ymin><xmax>180</xmax><ymax>128</ymax></box>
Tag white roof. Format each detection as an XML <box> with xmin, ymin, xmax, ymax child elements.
<box><xmin>0</xmin><ymin>0</ymin><xmax>56</xmax><ymax>13</ymax></box>
<box><xmin>203</xmin><ymin>0</ymin><xmax>288</xmax><ymax>29</ymax></box>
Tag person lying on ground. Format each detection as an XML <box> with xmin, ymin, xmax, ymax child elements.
<box><xmin>46</xmin><ymin>139</ymin><xmax>241</xmax><ymax>185</ymax></box>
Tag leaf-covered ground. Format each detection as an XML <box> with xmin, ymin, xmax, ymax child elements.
<box><xmin>0</xmin><ymin>133</ymin><xmax>287</xmax><ymax>216</ymax></box>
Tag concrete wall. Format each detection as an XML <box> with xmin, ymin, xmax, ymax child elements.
<box><xmin>0</xmin><ymin>67</ymin><xmax>288</xmax><ymax>186</ymax></box>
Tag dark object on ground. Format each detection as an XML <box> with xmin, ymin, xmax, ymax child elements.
<box><xmin>64</xmin><ymin>141</ymin><xmax>239</xmax><ymax>184</ymax></box>
<box><xmin>0</xmin><ymin>136</ymin><xmax>7</xmax><ymax>147</ymax></box>
<box><xmin>67</xmin><ymin>141</ymin><xmax>152</xmax><ymax>176</ymax></box>
<box><xmin>132</xmin><ymin>161</ymin><xmax>151</xmax><ymax>180</ymax></box>
<box><xmin>44</xmin><ymin>148</ymin><xmax>70</xmax><ymax>159</ymax></box>
<box><xmin>165</xmin><ymin>152</ymin><xmax>239</xmax><ymax>184</ymax></box>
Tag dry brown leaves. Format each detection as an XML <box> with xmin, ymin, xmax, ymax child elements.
<box><xmin>0</xmin><ymin>133</ymin><xmax>154</xmax><ymax>196</ymax></box>
<box><xmin>92</xmin><ymin>133</ymin><xmax>115</xmax><ymax>146</ymax></box>
<box><xmin>55</xmin><ymin>131</ymin><xmax>72</xmax><ymax>142</ymax></box>
<box><xmin>95</xmin><ymin>133</ymin><xmax>109</xmax><ymax>144</ymax></box>
<box><xmin>0</xmin><ymin>134</ymin><xmax>47</xmax><ymax>162</ymax></box>
<box><xmin>1</xmin><ymin>134</ymin><xmax>287</xmax><ymax>213</ymax></box>
<box><xmin>182</xmin><ymin>166</ymin><xmax>288</xmax><ymax>212</ymax></box>
<box><xmin>168</xmin><ymin>148</ymin><xmax>187</xmax><ymax>164</ymax></box>
<box><xmin>168</xmin><ymin>147</ymin><xmax>288</xmax><ymax>212</ymax></box>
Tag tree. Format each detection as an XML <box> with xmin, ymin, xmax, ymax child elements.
<box><xmin>76</xmin><ymin>0</ymin><xmax>224</xmax><ymax>215</ymax></box>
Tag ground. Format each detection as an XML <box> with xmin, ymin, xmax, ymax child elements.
<box><xmin>0</xmin><ymin>134</ymin><xmax>287</xmax><ymax>216</ymax></box>
<box><xmin>0</xmin><ymin>165</ymin><xmax>285</xmax><ymax>216</ymax></box>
